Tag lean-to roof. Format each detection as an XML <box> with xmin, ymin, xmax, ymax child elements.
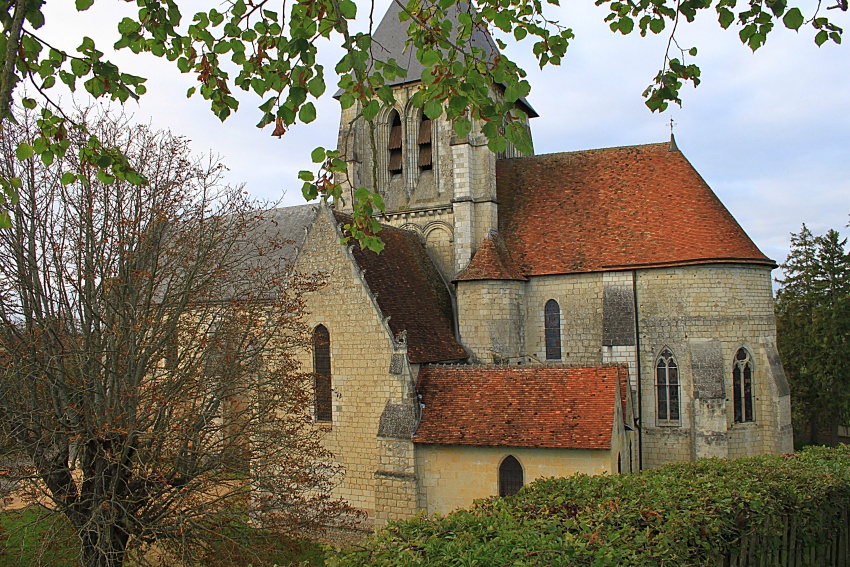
<box><xmin>414</xmin><ymin>365</ymin><xmax>626</xmax><ymax>450</ymax></box>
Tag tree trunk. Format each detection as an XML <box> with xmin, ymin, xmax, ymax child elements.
<box><xmin>80</xmin><ymin>523</ymin><xmax>130</xmax><ymax>567</ymax></box>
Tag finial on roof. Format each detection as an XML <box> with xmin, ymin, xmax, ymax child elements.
<box><xmin>668</xmin><ymin>118</ymin><xmax>679</xmax><ymax>152</ymax></box>
<box><xmin>669</xmin><ymin>133</ymin><xmax>679</xmax><ymax>152</ymax></box>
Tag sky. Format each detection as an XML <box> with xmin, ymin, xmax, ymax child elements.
<box><xmin>37</xmin><ymin>0</ymin><xmax>850</xmax><ymax>271</ymax></box>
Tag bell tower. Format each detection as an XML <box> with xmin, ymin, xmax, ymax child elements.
<box><xmin>335</xmin><ymin>0</ymin><xmax>537</xmax><ymax>281</ymax></box>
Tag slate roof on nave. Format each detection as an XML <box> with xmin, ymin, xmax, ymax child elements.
<box><xmin>333</xmin><ymin>211</ymin><xmax>468</xmax><ymax>364</ymax></box>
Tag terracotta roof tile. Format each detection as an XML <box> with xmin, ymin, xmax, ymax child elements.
<box><xmin>455</xmin><ymin>231</ymin><xmax>527</xmax><ymax>282</ymax></box>
<box><xmin>413</xmin><ymin>365</ymin><xmax>627</xmax><ymax>449</ymax></box>
<box><xmin>496</xmin><ymin>143</ymin><xmax>775</xmax><ymax>276</ymax></box>
<box><xmin>334</xmin><ymin>212</ymin><xmax>468</xmax><ymax>364</ymax></box>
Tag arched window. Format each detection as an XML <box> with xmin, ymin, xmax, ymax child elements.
<box><xmin>499</xmin><ymin>455</ymin><xmax>523</xmax><ymax>496</ymax></box>
<box><xmin>418</xmin><ymin>113</ymin><xmax>432</xmax><ymax>172</ymax></box>
<box><xmin>655</xmin><ymin>348</ymin><xmax>680</xmax><ymax>423</ymax></box>
<box><xmin>313</xmin><ymin>325</ymin><xmax>332</xmax><ymax>422</ymax></box>
<box><xmin>388</xmin><ymin>110</ymin><xmax>403</xmax><ymax>177</ymax></box>
<box><xmin>544</xmin><ymin>299</ymin><xmax>561</xmax><ymax>360</ymax></box>
<box><xmin>733</xmin><ymin>348</ymin><xmax>754</xmax><ymax>423</ymax></box>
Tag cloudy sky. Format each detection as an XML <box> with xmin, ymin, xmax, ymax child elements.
<box><xmin>39</xmin><ymin>0</ymin><xmax>849</xmax><ymax>269</ymax></box>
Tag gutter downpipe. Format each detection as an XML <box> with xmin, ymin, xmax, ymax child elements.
<box><xmin>633</xmin><ymin>269</ymin><xmax>643</xmax><ymax>471</ymax></box>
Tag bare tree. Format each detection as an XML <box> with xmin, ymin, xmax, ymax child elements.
<box><xmin>0</xmin><ymin>108</ymin><xmax>351</xmax><ymax>567</ymax></box>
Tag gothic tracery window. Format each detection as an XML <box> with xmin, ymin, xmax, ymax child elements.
<box><xmin>733</xmin><ymin>348</ymin><xmax>754</xmax><ymax>423</ymax></box>
<box><xmin>544</xmin><ymin>299</ymin><xmax>561</xmax><ymax>360</ymax></box>
<box><xmin>499</xmin><ymin>455</ymin><xmax>523</xmax><ymax>497</ymax></box>
<box><xmin>655</xmin><ymin>348</ymin><xmax>680</xmax><ymax>423</ymax></box>
<box><xmin>313</xmin><ymin>325</ymin><xmax>332</xmax><ymax>422</ymax></box>
<box><xmin>388</xmin><ymin>110</ymin><xmax>403</xmax><ymax>177</ymax></box>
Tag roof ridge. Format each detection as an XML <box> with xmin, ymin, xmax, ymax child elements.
<box><xmin>498</xmin><ymin>141</ymin><xmax>671</xmax><ymax>162</ymax></box>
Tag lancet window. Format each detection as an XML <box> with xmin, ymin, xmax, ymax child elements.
<box><xmin>733</xmin><ymin>348</ymin><xmax>754</xmax><ymax>423</ymax></box>
<box><xmin>656</xmin><ymin>348</ymin><xmax>680</xmax><ymax>423</ymax></box>
<box><xmin>313</xmin><ymin>325</ymin><xmax>332</xmax><ymax>422</ymax></box>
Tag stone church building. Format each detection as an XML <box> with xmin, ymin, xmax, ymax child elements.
<box><xmin>269</xmin><ymin>1</ymin><xmax>793</xmax><ymax>524</ymax></box>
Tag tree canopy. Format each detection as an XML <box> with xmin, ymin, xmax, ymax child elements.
<box><xmin>0</xmin><ymin>0</ymin><xmax>845</xmax><ymax>241</ymax></box>
<box><xmin>776</xmin><ymin>224</ymin><xmax>850</xmax><ymax>446</ymax></box>
<box><xmin>0</xmin><ymin>108</ymin><xmax>353</xmax><ymax>567</ymax></box>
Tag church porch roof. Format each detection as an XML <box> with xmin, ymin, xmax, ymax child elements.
<box><xmin>413</xmin><ymin>365</ymin><xmax>626</xmax><ymax>450</ymax></box>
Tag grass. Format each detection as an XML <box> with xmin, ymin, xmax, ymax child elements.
<box><xmin>0</xmin><ymin>507</ymin><xmax>78</xmax><ymax>567</ymax></box>
<box><xmin>0</xmin><ymin>506</ymin><xmax>327</xmax><ymax>567</ymax></box>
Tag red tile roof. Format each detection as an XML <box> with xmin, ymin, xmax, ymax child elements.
<box><xmin>455</xmin><ymin>231</ymin><xmax>527</xmax><ymax>282</ymax></box>
<box><xmin>334</xmin><ymin>212</ymin><xmax>468</xmax><ymax>364</ymax></box>
<box><xmin>413</xmin><ymin>365</ymin><xmax>627</xmax><ymax>450</ymax></box>
<box><xmin>496</xmin><ymin>143</ymin><xmax>775</xmax><ymax>276</ymax></box>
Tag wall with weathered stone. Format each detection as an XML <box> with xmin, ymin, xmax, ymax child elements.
<box><xmin>524</xmin><ymin>273</ymin><xmax>604</xmax><ymax>366</ymax></box>
<box><xmin>457</xmin><ymin>280</ymin><xmax>525</xmax><ymax>364</ymax></box>
<box><xmin>635</xmin><ymin>264</ymin><xmax>793</xmax><ymax>468</ymax></box>
<box><xmin>415</xmin><ymin>444</ymin><xmax>612</xmax><ymax>516</ymax></box>
<box><xmin>294</xmin><ymin>206</ymin><xmax>419</xmax><ymax>523</ymax></box>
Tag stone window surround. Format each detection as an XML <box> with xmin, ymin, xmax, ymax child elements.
<box><xmin>498</xmin><ymin>454</ymin><xmax>524</xmax><ymax>497</ymax></box>
<box><xmin>380</xmin><ymin>105</ymin><xmax>436</xmax><ymax>190</ymax></box>
<box><xmin>655</xmin><ymin>347</ymin><xmax>681</xmax><ymax>427</ymax></box>
<box><xmin>544</xmin><ymin>299</ymin><xmax>561</xmax><ymax>360</ymax></box>
<box><xmin>732</xmin><ymin>346</ymin><xmax>755</xmax><ymax>424</ymax></box>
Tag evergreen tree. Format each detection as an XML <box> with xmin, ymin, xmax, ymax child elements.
<box><xmin>777</xmin><ymin>226</ymin><xmax>850</xmax><ymax>445</ymax></box>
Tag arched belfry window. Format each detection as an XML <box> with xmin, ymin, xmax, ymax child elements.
<box><xmin>544</xmin><ymin>299</ymin><xmax>561</xmax><ymax>360</ymax></box>
<box><xmin>499</xmin><ymin>455</ymin><xmax>523</xmax><ymax>497</ymax></box>
<box><xmin>313</xmin><ymin>325</ymin><xmax>332</xmax><ymax>422</ymax></box>
<box><xmin>655</xmin><ymin>349</ymin><xmax>680</xmax><ymax>423</ymax></box>
<box><xmin>418</xmin><ymin>113</ymin><xmax>432</xmax><ymax>172</ymax></box>
<box><xmin>733</xmin><ymin>348</ymin><xmax>754</xmax><ymax>423</ymax></box>
<box><xmin>388</xmin><ymin>110</ymin><xmax>403</xmax><ymax>177</ymax></box>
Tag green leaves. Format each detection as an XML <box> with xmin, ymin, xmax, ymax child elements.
<box><xmin>783</xmin><ymin>8</ymin><xmax>804</xmax><ymax>30</ymax></box>
<box><xmin>15</xmin><ymin>144</ymin><xmax>34</xmax><ymax>161</ymax></box>
<box><xmin>333</xmin><ymin>446</ymin><xmax>850</xmax><ymax>567</ymax></box>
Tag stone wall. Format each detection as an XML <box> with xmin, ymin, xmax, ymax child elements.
<box><xmin>415</xmin><ymin>445</ymin><xmax>612</xmax><ymax>516</ymax></box>
<box><xmin>457</xmin><ymin>280</ymin><xmax>525</xmax><ymax>363</ymax></box>
<box><xmin>635</xmin><ymin>263</ymin><xmax>793</xmax><ymax>468</ymax></box>
<box><xmin>381</xmin><ymin>207</ymin><xmax>455</xmax><ymax>284</ymax></box>
<box><xmin>524</xmin><ymin>273</ymin><xmax>604</xmax><ymax>366</ymax></box>
<box><xmin>294</xmin><ymin>206</ymin><xmax>418</xmax><ymax>523</ymax></box>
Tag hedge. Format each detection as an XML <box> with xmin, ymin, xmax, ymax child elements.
<box><xmin>329</xmin><ymin>445</ymin><xmax>850</xmax><ymax>566</ymax></box>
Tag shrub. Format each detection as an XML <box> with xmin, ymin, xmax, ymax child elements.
<box><xmin>330</xmin><ymin>445</ymin><xmax>850</xmax><ymax>566</ymax></box>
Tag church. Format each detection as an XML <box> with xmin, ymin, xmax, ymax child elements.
<box><xmin>268</xmin><ymin>0</ymin><xmax>793</xmax><ymax>524</ymax></box>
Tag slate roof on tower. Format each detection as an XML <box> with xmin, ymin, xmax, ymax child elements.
<box><xmin>334</xmin><ymin>211</ymin><xmax>467</xmax><ymax>364</ymax></box>
<box><xmin>495</xmin><ymin>142</ymin><xmax>775</xmax><ymax>276</ymax></box>
<box><xmin>413</xmin><ymin>365</ymin><xmax>626</xmax><ymax>449</ymax></box>
<box><xmin>336</xmin><ymin>0</ymin><xmax>537</xmax><ymax>117</ymax></box>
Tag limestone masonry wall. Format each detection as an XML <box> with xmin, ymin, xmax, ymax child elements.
<box><xmin>294</xmin><ymin>207</ymin><xmax>418</xmax><ymax>523</ymax></box>
<box><xmin>457</xmin><ymin>280</ymin><xmax>525</xmax><ymax>363</ymax></box>
<box><xmin>635</xmin><ymin>264</ymin><xmax>792</xmax><ymax>468</ymax></box>
<box><xmin>415</xmin><ymin>445</ymin><xmax>611</xmax><ymax>516</ymax></box>
<box><xmin>524</xmin><ymin>273</ymin><xmax>604</xmax><ymax>366</ymax></box>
